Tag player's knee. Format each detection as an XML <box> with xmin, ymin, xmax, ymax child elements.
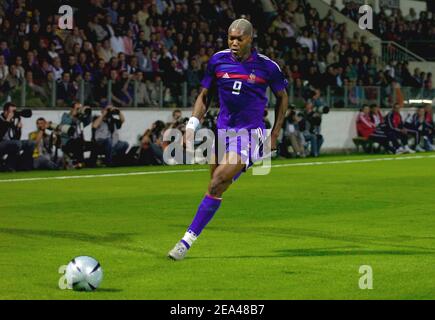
<box><xmin>210</xmin><ymin>174</ymin><xmax>225</xmax><ymax>189</ymax></box>
<box><xmin>209</xmin><ymin>172</ymin><xmax>229</xmax><ymax>195</ymax></box>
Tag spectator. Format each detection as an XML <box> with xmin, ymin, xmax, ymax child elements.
<box><xmin>52</xmin><ymin>57</ymin><xmax>64</xmax><ymax>81</ymax></box>
<box><xmin>356</xmin><ymin>105</ymin><xmax>396</xmax><ymax>154</ymax></box>
<box><xmin>384</xmin><ymin>103</ymin><xmax>416</xmax><ymax>154</ymax></box>
<box><xmin>370</xmin><ymin>104</ymin><xmax>384</xmax><ymax>127</ymax></box>
<box><xmin>57</xmin><ymin>72</ymin><xmax>77</xmax><ymax>107</ymax></box>
<box><xmin>111</xmin><ymin>70</ymin><xmax>133</xmax><ymax>107</ymax></box>
<box><xmin>171</xmin><ymin>109</ymin><xmax>183</xmax><ymax>124</ymax></box>
<box><xmin>134</xmin><ymin>71</ymin><xmax>152</xmax><ymax>107</ymax></box>
<box><xmin>424</xmin><ymin>104</ymin><xmax>434</xmax><ymax>150</ymax></box>
<box><xmin>98</xmin><ymin>39</ymin><xmax>115</xmax><ymax>63</ymax></box>
<box><xmin>0</xmin><ymin>54</ymin><xmax>9</xmax><ymax>86</ymax></box>
<box><xmin>82</xmin><ymin>71</ymin><xmax>95</xmax><ymax>105</ymax></box>
<box><xmin>326</xmin><ymin>44</ymin><xmax>340</xmax><ymax>65</ymax></box>
<box><xmin>0</xmin><ymin>41</ymin><xmax>11</xmax><ymax>63</ymax></box>
<box><xmin>14</xmin><ymin>56</ymin><xmax>25</xmax><ymax>80</ymax></box>
<box><xmin>2</xmin><ymin>65</ymin><xmax>22</xmax><ymax>94</ymax></box>
<box><xmin>404</xmin><ymin>106</ymin><xmax>433</xmax><ymax>152</ymax></box>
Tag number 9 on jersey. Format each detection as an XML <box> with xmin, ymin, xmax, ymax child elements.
<box><xmin>232</xmin><ymin>81</ymin><xmax>242</xmax><ymax>95</ymax></box>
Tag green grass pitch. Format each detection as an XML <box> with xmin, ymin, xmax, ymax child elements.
<box><xmin>0</xmin><ymin>153</ymin><xmax>434</xmax><ymax>300</ymax></box>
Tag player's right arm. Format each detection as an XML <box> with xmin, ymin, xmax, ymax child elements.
<box><xmin>186</xmin><ymin>54</ymin><xmax>217</xmax><ymax>132</ymax></box>
<box><xmin>191</xmin><ymin>88</ymin><xmax>209</xmax><ymax>120</ymax></box>
<box><xmin>185</xmin><ymin>88</ymin><xmax>209</xmax><ymax>155</ymax></box>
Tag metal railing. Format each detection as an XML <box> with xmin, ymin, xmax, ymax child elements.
<box><xmin>1</xmin><ymin>79</ymin><xmax>434</xmax><ymax>110</ymax></box>
<box><xmin>381</xmin><ymin>41</ymin><xmax>426</xmax><ymax>63</ymax></box>
<box><xmin>317</xmin><ymin>85</ymin><xmax>434</xmax><ymax>108</ymax></box>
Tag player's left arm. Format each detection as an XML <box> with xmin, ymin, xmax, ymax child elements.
<box><xmin>271</xmin><ymin>89</ymin><xmax>288</xmax><ymax>150</ymax></box>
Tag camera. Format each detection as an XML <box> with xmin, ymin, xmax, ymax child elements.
<box><xmin>77</xmin><ymin>106</ymin><xmax>91</xmax><ymax>119</ymax></box>
<box><xmin>315</xmin><ymin>106</ymin><xmax>330</xmax><ymax>115</ymax></box>
<box><xmin>107</xmin><ymin>108</ymin><xmax>120</xmax><ymax>116</ymax></box>
<box><xmin>105</xmin><ymin>107</ymin><xmax>120</xmax><ymax>119</ymax></box>
<box><xmin>202</xmin><ymin>111</ymin><xmax>218</xmax><ymax>131</ymax></box>
<box><xmin>47</xmin><ymin>122</ymin><xmax>76</xmax><ymax>136</ymax></box>
<box><xmin>14</xmin><ymin>109</ymin><xmax>33</xmax><ymax>119</ymax></box>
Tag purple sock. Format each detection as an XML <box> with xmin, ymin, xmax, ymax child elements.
<box><xmin>188</xmin><ymin>194</ymin><xmax>222</xmax><ymax>236</ymax></box>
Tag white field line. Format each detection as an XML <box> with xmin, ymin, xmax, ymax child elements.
<box><xmin>1</xmin><ymin>154</ymin><xmax>434</xmax><ymax>184</ymax></box>
<box><xmin>272</xmin><ymin>154</ymin><xmax>435</xmax><ymax>168</ymax></box>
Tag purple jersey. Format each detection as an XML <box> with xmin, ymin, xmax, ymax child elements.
<box><xmin>201</xmin><ymin>49</ymin><xmax>288</xmax><ymax>130</ymax></box>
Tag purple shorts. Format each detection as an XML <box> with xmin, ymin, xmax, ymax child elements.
<box><xmin>212</xmin><ymin>128</ymin><xmax>266</xmax><ymax>176</ymax></box>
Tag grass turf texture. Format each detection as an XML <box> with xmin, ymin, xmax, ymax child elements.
<box><xmin>0</xmin><ymin>153</ymin><xmax>434</xmax><ymax>299</ymax></box>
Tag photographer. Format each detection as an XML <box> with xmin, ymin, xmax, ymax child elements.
<box><xmin>92</xmin><ymin>104</ymin><xmax>129</xmax><ymax>166</ymax></box>
<box><xmin>0</xmin><ymin>102</ymin><xmax>35</xmax><ymax>171</ymax></box>
<box><xmin>282</xmin><ymin>108</ymin><xmax>306</xmax><ymax>158</ymax></box>
<box><xmin>28</xmin><ymin>118</ymin><xmax>61</xmax><ymax>169</ymax></box>
<box><xmin>60</xmin><ymin>102</ymin><xmax>95</xmax><ymax>168</ymax></box>
<box><xmin>126</xmin><ymin>122</ymin><xmax>164</xmax><ymax>166</ymax></box>
<box><xmin>299</xmin><ymin>101</ymin><xmax>325</xmax><ymax>157</ymax></box>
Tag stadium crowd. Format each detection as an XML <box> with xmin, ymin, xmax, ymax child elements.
<box><xmin>338</xmin><ymin>0</ymin><xmax>435</xmax><ymax>44</ymax></box>
<box><xmin>1</xmin><ymin>0</ymin><xmax>435</xmax><ymax>171</ymax></box>
<box><xmin>0</xmin><ymin>0</ymin><xmax>433</xmax><ymax>109</ymax></box>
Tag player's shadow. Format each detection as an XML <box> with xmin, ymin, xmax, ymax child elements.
<box><xmin>58</xmin><ymin>287</ymin><xmax>123</xmax><ymax>293</ymax></box>
<box><xmin>0</xmin><ymin>227</ymin><xmax>133</xmax><ymax>242</ymax></box>
<box><xmin>273</xmin><ymin>247</ymin><xmax>435</xmax><ymax>257</ymax></box>
<box><xmin>92</xmin><ymin>288</ymin><xmax>123</xmax><ymax>293</ymax></box>
<box><xmin>0</xmin><ymin>227</ymin><xmax>160</xmax><ymax>256</ymax></box>
<box><xmin>190</xmin><ymin>246</ymin><xmax>435</xmax><ymax>260</ymax></box>
<box><xmin>208</xmin><ymin>225</ymin><xmax>435</xmax><ymax>252</ymax></box>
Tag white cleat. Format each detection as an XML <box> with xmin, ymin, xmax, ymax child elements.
<box><xmin>168</xmin><ymin>242</ymin><xmax>188</xmax><ymax>261</ymax></box>
<box><xmin>415</xmin><ymin>145</ymin><xmax>426</xmax><ymax>152</ymax></box>
<box><xmin>404</xmin><ymin>145</ymin><xmax>416</xmax><ymax>154</ymax></box>
<box><xmin>395</xmin><ymin>147</ymin><xmax>406</xmax><ymax>155</ymax></box>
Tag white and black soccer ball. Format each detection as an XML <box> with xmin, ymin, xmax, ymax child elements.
<box><xmin>65</xmin><ymin>256</ymin><xmax>103</xmax><ymax>291</ymax></box>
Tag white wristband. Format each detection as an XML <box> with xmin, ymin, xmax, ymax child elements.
<box><xmin>186</xmin><ymin>116</ymin><xmax>200</xmax><ymax>131</ymax></box>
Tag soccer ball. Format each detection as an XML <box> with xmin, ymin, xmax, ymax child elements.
<box><xmin>65</xmin><ymin>256</ymin><xmax>103</xmax><ymax>291</ymax></box>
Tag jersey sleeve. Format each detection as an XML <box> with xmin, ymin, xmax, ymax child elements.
<box><xmin>268</xmin><ymin>61</ymin><xmax>288</xmax><ymax>94</ymax></box>
<box><xmin>200</xmin><ymin>55</ymin><xmax>217</xmax><ymax>89</ymax></box>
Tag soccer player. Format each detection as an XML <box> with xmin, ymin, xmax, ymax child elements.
<box><xmin>168</xmin><ymin>19</ymin><xmax>289</xmax><ymax>260</ymax></box>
